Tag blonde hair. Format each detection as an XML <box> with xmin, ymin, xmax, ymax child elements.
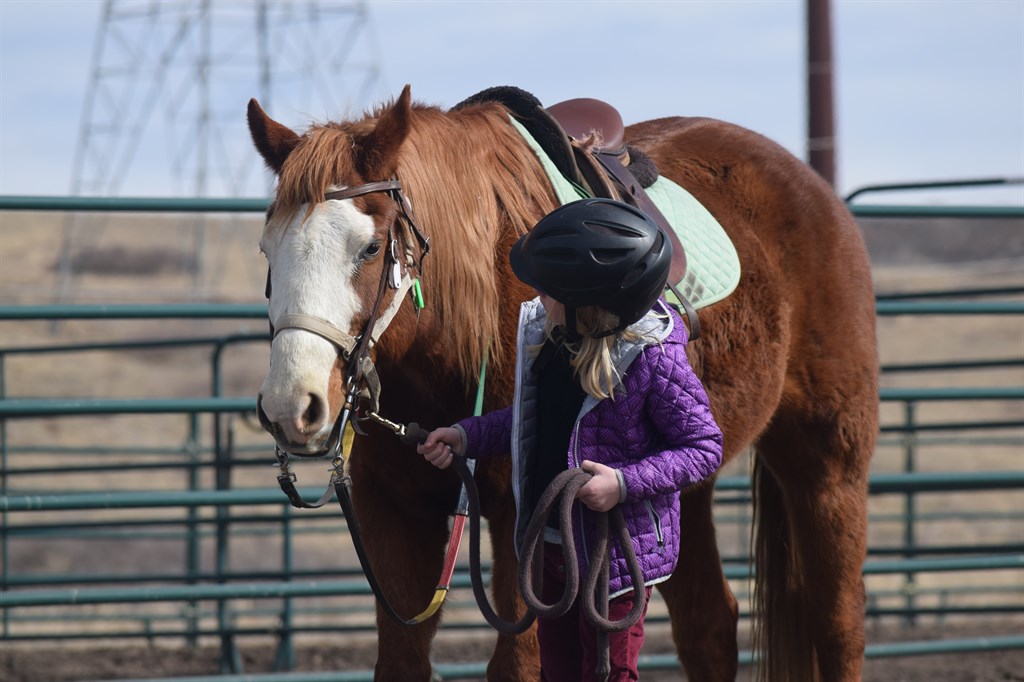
<box><xmin>536</xmin><ymin>306</ymin><xmax>652</xmax><ymax>401</ymax></box>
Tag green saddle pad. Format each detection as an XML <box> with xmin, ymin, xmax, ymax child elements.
<box><xmin>510</xmin><ymin>116</ymin><xmax>741</xmax><ymax>310</ymax></box>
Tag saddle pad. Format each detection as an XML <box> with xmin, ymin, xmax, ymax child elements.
<box><xmin>509</xmin><ymin>116</ymin><xmax>741</xmax><ymax>310</ymax></box>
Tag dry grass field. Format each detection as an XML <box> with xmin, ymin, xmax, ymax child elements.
<box><xmin>1</xmin><ymin>208</ymin><xmax>1022</xmax><ymax>681</ymax></box>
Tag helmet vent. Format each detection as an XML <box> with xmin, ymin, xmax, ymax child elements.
<box><xmin>653</xmin><ymin>230</ymin><xmax>666</xmax><ymax>252</ymax></box>
<box><xmin>591</xmin><ymin>247</ymin><xmax>632</xmax><ymax>264</ymax></box>
<box><xmin>584</xmin><ymin>220</ymin><xmax>641</xmax><ymax>239</ymax></box>
<box><xmin>542</xmin><ymin>247</ymin><xmax>581</xmax><ymax>263</ymax></box>
<box><xmin>540</xmin><ymin>227</ymin><xmax>577</xmax><ymax>239</ymax></box>
<box><xmin>621</xmin><ymin>263</ymin><xmax>647</xmax><ymax>288</ymax></box>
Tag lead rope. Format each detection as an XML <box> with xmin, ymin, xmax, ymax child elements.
<box><xmin>448</xmin><ymin>457</ymin><xmax>646</xmax><ymax>681</ymax></box>
<box><xmin>323</xmin><ymin>351</ymin><xmax>488</xmax><ymax>626</ymax></box>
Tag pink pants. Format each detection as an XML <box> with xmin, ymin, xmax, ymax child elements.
<box><xmin>537</xmin><ymin>542</ymin><xmax>652</xmax><ymax>682</ymax></box>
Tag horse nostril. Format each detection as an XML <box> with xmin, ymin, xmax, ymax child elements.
<box><xmin>256</xmin><ymin>395</ymin><xmax>274</xmax><ymax>433</ymax></box>
<box><xmin>302</xmin><ymin>393</ymin><xmax>325</xmax><ymax>432</ymax></box>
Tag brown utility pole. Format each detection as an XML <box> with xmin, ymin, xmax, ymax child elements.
<box><xmin>807</xmin><ymin>0</ymin><xmax>836</xmax><ymax>187</ymax></box>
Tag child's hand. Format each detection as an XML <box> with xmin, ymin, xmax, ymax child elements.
<box><xmin>416</xmin><ymin>427</ymin><xmax>461</xmax><ymax>469</ymax></box>
<box><xmin>577</xmin><ymin>460</ymin><xmax>622</xmax><ymax>512</ymax></box>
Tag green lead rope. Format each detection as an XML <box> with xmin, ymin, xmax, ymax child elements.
<box><xmin>454</xmin><ymin>350</ymin><xmax>487</xmax><ymax>516</ymax></box>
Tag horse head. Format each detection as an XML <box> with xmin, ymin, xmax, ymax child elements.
<box><xmin>249</xmin><ymin>86</ymin><xmax>422</xmax><ymax>456</ymax></box>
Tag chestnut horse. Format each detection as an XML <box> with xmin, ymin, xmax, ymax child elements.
<box><xmin>249</xmin><ymin>85</ymin><xmax>878</xmax><ymax>681</ymax></box>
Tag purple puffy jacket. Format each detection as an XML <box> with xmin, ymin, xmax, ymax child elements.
<box><xmin>456</xmin><ymin>298</ymin><xmax>723</xmax><ymax>596</ymax></box>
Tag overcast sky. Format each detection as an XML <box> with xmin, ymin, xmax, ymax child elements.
<box><xmin>1</xmin><ymin>0</ymin><xmax>1022</xmax><ymax>205</ymax></box>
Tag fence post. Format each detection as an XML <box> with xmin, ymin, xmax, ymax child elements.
<box><xmin>274</xmin><ymin>502</ymin><xmax>295</xmax><ymax>671</ymax></box>
<box><xmin>185</xmin><ymin>412</ymin><xmax>201</xmax><ymax>648</ymax></box>
<box><xmin>1</xmin><ymin>351</ymin><xmax>8</xmax><ymax>639</ymax></box>
<box><xmin>212</xmin><ymin>341</ymin><xmax>242</xmax><ymax>673</ymax></box>
<box><xmin>216</xmin><ymin>417</ymin><xmax>242</xmax><ymax>672</ymax></box>
<box><xmin>902</xmin><ymin>400</ymin><xmax>918</xmax><ymax>626</ymax></box>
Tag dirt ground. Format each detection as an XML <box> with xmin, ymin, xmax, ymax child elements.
<box><xmin>3</xmin><ymin>621</ymin><xmax>1024</xmax><ymax>681</ymax></box>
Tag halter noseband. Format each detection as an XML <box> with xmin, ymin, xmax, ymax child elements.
<box><xmin>266</xmin><ymin>178</ymin><xmax>429</xmax><ymax>466</ymax></box>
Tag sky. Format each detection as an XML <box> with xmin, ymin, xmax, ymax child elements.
<box><xmin>0</xmin><ymin>0</ymin><xmax>1022</xmax><ymax>205</ymax></box>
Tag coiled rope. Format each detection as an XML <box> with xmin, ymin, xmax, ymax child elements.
<box><xmin>453</xmin><ymin>458</ymin><xmax>647</xmax><ymax>680</ymax></box>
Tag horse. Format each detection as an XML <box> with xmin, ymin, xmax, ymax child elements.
<box><xmin>248</xmin><ymin>84</ymin><xmax>879</xmax><ymax>682</ymax></box>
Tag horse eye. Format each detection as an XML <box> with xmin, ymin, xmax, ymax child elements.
<box><xmin>361</xmin><ymin>240</ymin><xmax>382</xmax><ymax>260</ymax></box>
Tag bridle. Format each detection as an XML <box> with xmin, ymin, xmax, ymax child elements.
<box><xmin>265</xmin><ymin>178</ymin><xmax>430</xmax><ymax>510</ymax></box>
<box><xmin>264</xmin><ymin>177</ymin><xmax>481</xmax><ymax>628</ymax></box>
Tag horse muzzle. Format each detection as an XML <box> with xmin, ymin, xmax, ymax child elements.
<box><xmin>256</xmin><ymin>393</ymin><xmax>336</xmax><ymax>457</ymax></box>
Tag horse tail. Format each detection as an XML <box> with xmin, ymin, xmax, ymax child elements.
<box><xmin>751</xmin><ymin>455</ymin><xmax>819</xmax><ymax>682</ymax></box>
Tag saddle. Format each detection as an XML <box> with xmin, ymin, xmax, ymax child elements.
<box><xmin>454</xmin><ymin>87</ymin><xmax>686</xmax><ymax>286</ymax></box>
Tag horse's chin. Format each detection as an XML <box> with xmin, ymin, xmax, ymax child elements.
<box><xmin>275</xmin><ymin>433</ymin><xmax>332</xmax><ymax>458</ymax></box>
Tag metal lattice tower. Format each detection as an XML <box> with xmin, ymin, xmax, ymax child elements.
<box><xmin>58</xmin><ymin>0</ymin><xmax>385</xmax><ymax>301</ymax></box>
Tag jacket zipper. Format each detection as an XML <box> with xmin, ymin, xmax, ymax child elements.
<box><xmin>570</xmin><ymin>421</ymin><xmax>589</xmax><ymax>569</ymax></box>
<box><xmin>510</xmin><ymin>304</ymin><xmax>532</xmax><ymax>557</ymax></box>
<box><xmin>570</xmin><ymin>421</ymin><xmax>582</xmax><ymax>468</ymax></box>
<box><xmin>645</xmin><ymin>500</ymin><xmax>665</xmax><ymax>547</ymax></box>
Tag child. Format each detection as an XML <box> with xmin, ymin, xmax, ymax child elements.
<box><xmin>418</xmin><ymin>198</ymin><xmax>723</xmax><ymax>682</ymax></box>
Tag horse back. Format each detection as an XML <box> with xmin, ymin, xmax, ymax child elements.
<box><xmin>625</xmin><ymin>116</ymin><xmax>878</xmax><ymax>459</ymax></box>
<box><xmin>627</xmin><ymin>114</ymin><xmax>875</xmax><ymax>346</ymax></box>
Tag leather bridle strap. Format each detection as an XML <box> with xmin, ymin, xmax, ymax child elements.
<box><xmin>323</xmin><ymin>180</ymin><xmax>402</xmax><ymax>201</ymax></box>
<box><xmin>274</xmin><ymin>314</ymin><xmax>358</xmax><ymax>357</ymax></box>
<box><xmin>323</xmin><ymin>179</ymin><xmax>430</xmax><ymax>270</ymax></box>
<box><xmin>346</xmin><ymin>224</ymin><xmax>396</xmax><ymax>420</ymax></box>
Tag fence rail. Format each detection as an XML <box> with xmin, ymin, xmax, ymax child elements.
<box><xmin>3</xmin><ymin>196</ymin><xmax>1022</xmax><ymax>677</ymax></box>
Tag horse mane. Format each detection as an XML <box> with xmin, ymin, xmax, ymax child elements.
<box><xmin>274</xmin><ymin>100</ymin><xmax>559</xmax><ymax>385</ymax></box>
<box><xmin>398</xmin><ymin>103</ymin><xmax>558</xmax><ymax>383</ymax></box>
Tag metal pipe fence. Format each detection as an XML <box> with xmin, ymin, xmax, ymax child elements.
<box><xmin>2</xmin><ymin>196</ymin><xmax>1022</xmax><ymax>676</ymax></box>
<box><xmin>2</xmin><ymin>309</ymin><xmax>1020</xmax><ymax>671</ymax></box>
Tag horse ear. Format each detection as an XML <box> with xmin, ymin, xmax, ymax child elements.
<box><xmin>361</xmin><ymin>84</ymin><xmax>412</xmax><ymax>179</ymax></box>
<box><xmin>247</xmin><ymin>98</ymin><xmax>300</xmax><ymax>174</ymax></box>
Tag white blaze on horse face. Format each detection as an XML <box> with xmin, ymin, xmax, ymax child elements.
<box><xmin>259</xmin><ymin>197</ymin><xmax>376</xmax><ymax>448</ymax></box>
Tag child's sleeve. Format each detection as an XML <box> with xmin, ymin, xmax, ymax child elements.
<box><xmin>455</xmin><ymin>405</ymin><xmax>514</xmax><ymax>459</ymax></box>
<box><xmin>619</xmin><ymin>345</ymin><xmax>724</xmax><ymax>499</ymax></box>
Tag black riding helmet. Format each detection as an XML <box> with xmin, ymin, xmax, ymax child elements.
<box><xmin>509</xmin><ymin>198</ymin><xmax>672</xmax><ymax>338</ymax></box>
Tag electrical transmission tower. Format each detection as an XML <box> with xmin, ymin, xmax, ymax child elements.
<box><xmin>58</xmin><ymin>0</ymin><xmax>385</xmax><ymax>301</ymax></box>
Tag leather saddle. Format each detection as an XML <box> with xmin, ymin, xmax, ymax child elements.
<box><xmin>453</xmin><ymin>87</ymin><xmax>686</xmax><ymax>287</ymax></box>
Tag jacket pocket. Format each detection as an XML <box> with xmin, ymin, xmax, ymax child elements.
<box><xmin>645</xmin><ymin>500</ymin><xmax>665</xmax><ymax>549</ymax></box>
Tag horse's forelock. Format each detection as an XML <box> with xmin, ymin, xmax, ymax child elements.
<box><xmin>273</xmin><ymin>124</ymin><xmax>357</xmax><ymax>220</ymax></box>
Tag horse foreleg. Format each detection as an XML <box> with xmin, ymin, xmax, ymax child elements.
<box><xmin>484</xmin><ymin>494</ymin><xmax>541</xmax><ymax>681</ymax></box>
<box><xmin>657</xmin><ymin>481</ymin><xmax>739</xmax><ymax>681</ymax></box>
<box><xmin>350</xmin><ymin>479</ymin><xmax>449</xmax><ymax>681</ymax></box>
